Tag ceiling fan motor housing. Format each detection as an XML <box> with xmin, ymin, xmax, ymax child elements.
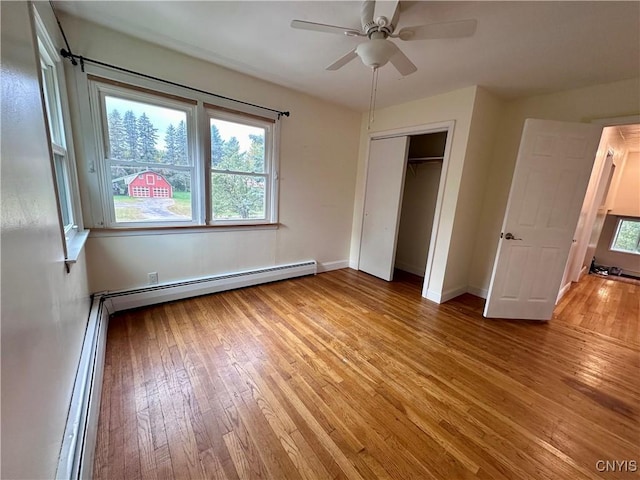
<box><xmin>356</xmin><ymin>36</ymin><xmax>398</xmax><ymax>68</ymax></box>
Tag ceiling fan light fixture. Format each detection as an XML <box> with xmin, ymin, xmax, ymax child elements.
<box><xmin>356</xmin><ymin>38</ymin><xmax>398</xmax><ymax>68</ymax></box>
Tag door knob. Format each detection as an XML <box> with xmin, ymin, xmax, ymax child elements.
<box><xmin>504</xmin><ymin>232</ymin><xmax>522</xmax><ymax>240</ymax></box>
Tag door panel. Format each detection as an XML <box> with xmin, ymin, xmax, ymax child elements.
<box><xmin>484</xmin><ymin>119</ymin><xmax>602</xmax><ymax>320</ymax></box>
<box><xmin>359</xmin><ymin>136</ymin><xmax>409</xmax><ymax>281</ymax></box>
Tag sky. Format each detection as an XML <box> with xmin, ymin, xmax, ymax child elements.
<box><xmin>105</xmin><ymin>95</ymin><xmax>263</xmax><ymax>152</ymax></box>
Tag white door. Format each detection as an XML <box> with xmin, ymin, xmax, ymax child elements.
<box><xmin>484</xmin><ymin>119</ymin><xmax>602</xmax><ymax>320</ymax></box>
<box><xmin>359</xmin><ymin>136</ymin><xmax>409</xmax><ymax>280</ymax></box>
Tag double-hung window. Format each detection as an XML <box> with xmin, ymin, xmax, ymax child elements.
<box><xmin>208</xmin><ymin>108</ymin><xmax>274</xmax><ymax>223</ymax></box>
<box><xmin>34</xmin><ymin>8</ymin><xmax>83</xmax><ymax>256</ymax></box>
<box><xmin>86</xmin><ymin>75</ymin><xmax>279</xmax><ymax>229</ymax></box>
<box><xmin>93</xmin><ymin>82</ymin><xmax>198</xmax><ymax>226</ymax></box>
<box><xmin>610</xmin><ymin>218</ymin><xmax>640</xmax><ymax>254</ymax></box>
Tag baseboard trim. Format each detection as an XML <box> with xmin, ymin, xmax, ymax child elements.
<box><xmin>556</xmin><ymin>281</ymin><xmax>572</xmax><ymax>303</ymax></box>
<box><xmin>425</xmin><ymin>285</ymin><xmax>467</xmax><ymax>304</ymax></box>
<box><xmin>467</xmin><ymin>285</ymin><xmax>488</xmax><ymax>299</ymax></box>
<box><xmin>394</xmin><ymin>261</ymin><xmax>426</xmax><ymax>277</ymax></box>
<box><xmin>317</xmin><ymin>260</ymin><xmax>349</xmax><ymax>273</ymax></box>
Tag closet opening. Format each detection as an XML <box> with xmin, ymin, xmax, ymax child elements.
<box><xmin>394</xmin><ymin>132</ymin><xmax>445</xmax><ymax>288</ymax></box>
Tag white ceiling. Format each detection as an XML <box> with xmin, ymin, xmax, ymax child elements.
<box><xmin>55</xmin><ymin>1</ymin><xmax>640</xmax><ymax>112</ymax></box>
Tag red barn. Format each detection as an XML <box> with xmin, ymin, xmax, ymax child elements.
<box><xmin>125</xmin><ymin>171</ymin><xmax>173</xmax><ymax>198</ymax></box>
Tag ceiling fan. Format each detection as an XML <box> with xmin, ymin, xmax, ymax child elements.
<box><xmin>291</xmin><ymin>0</ymin><xmax>477</xmax><ymax>76</ymax></box>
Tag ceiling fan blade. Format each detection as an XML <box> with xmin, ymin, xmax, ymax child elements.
<box><xmin>291</xmin><ymin>19</ymin><xmax>363</xmax><ymax>37</ymax></box>
<box><xmin>398</xmin><ymin>19</ymin><xmax>477</xmax><ymax>41</ymax></box>
<box><xmin>361</xmin><ymin>0</ymin><xmax>375</xmax><ymax>31</ymax></box>
<box><xmin>326</xmin><ymin>48</ymin><xmax>359</xmax><ymax>71</ymax></box>
<box><xmin>374</xmin><ymin>0</ymin><xmax>400</xmax><ymax>30</ymax></box>
<box><xmin>389</xmin><ymin>48</ymin><xmax>417</xmax><ymax>76</ymax></box>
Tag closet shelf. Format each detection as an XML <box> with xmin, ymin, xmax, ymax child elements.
<box><xmin>408</xmin><ymin>156</ymin><xmax>444</xmax><ymax>164</ymax></box>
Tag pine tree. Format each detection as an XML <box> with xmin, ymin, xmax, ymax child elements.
<box><xmin>247</xmin><ymin>133</ymin><xmax>265</xmax><ymax>172</ymax></box>
<box><xmin>175</xmin><ymin>120</ymin><xmax>188</xmax><ymax>165</ymax></box>
<box><xmin>107</xmin><ymin>109</ymin><xmax>126</xmax><ymax>160</ymax></box>
<box><xmin>164</xmin><ymin>124</ymin><xmax>177</xmax><ymax>164</ymax></box>
<box><xmin>210</xmin><ymin>124</ymin><xmax>225</xmax><ymax>168</ymax></box>
<box><xmin>212</xmin><ymin>136</ymin><xmax>264</xmax><ymax>219</ymax></box>
<box><xmin>122</xmin><ymin>110</ymin><xmax>139</xmax><ymax>160</ymax></box>
<box><xmin>137</xmin><ymin>113</ymin><xmax>158</xmax><ymax>162</ymax></box>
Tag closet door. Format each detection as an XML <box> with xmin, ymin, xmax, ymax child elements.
<box><xmin>359</xmin><ymin>136</ymin><xmax>409</xmax><ymax>281</ymax></box>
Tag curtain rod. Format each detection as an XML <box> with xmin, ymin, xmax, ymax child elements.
<box><xmin>49</xmin><ymin>2</ymin><xmax>289</xmax><ymax>119</ymax></box>
<box><xmin>60</xmin><ymin>50</ymin><xmax>290</xmax><ymax>119</ymax></box>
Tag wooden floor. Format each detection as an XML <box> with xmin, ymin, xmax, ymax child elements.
<box><xmin>93</xmin><ymin>270</ymin><xmax>639</xmax><ymax>480</ymax></box>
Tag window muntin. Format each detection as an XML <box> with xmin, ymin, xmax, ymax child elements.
<box><xmin>611</xmin><ymin>218</ymin><xmax>640</xmax><ymax>255</ymax></box>
<box><xmin>209</xmin><ymin>115</ymin><xmax>271</xmax><ymax>223</ymax></box>
<box><xmin>97</xmin><ymin>88</ymin><xmax>197</xmax><ymax>226</ymax></box>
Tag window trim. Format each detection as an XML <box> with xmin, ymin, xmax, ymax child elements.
<box><xmin>78</xmin><ymin>64</ymin><xmax>281</xmax><ymax>230</ymax></box>
<box><xmin>610</xmin><ymin>217</ymin><xmax>640</xmax><ymax>255</ymax></box>
<box><xmin>32</xmin><ymin>6</ymin><xmax>86</xmax><ymax>263</ymax></box>
<box><xmin>88</xmin><ymin>80</ymin><xmax>202</xmax><ymax>228</ymax></box>
<box><xmin>207</xmin><ymin>108</ymin><xmax>277</xmax><ymax>226</ymax></box>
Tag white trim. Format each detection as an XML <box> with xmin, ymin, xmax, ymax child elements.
<box><xmin>426</xmin><ymin>285</ymin><xmax>467</xmax><ymax>304</ymax></box>
<box><xmin>556</xmin><ymin>281</ymin><xmax>572</xmax><ymax>303</ymax></box>
<box><xmin>467</xmin><ymin>285</ymin><xmax>488</xmax><ymax>299</ymax></box>
<box><xmin>591</xmin><ymin>115</ymin><xmax>640</xmax><ymax>127</ymax></box>
<box><xmin>356</xmin><ymin>120</ymin><xmax>454</xmax><ymax>302</ymax></box>
<box><xmin>317</xmin><ymin>260</ymin><xmax>349</xmax><ymax>273</ymax></box>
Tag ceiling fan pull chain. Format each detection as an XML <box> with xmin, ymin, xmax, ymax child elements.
<box><xmin>368</xmin><ymin>66</ymin><xmax>379</xmax><ymax>129</ymax></box>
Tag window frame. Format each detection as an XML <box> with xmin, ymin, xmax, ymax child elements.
<box><xmin>88</xmin><ymin>81</ymin><xmax>201</xmax><ymax>228</ymax></box>
<box><xmin>207</xmin><ymin>108</ymin><xmax>277</xmax><ymax>226</ymax></box>
<box><xmin>81</xmin><ymin>67</ymin><xmax>280</xmax><ymax>230</ymax></box>
<box><xmin>33</xmin><ymin>7</ymin><xmax>86</xmax><ymax>259</ymax></box>
<box><xmin>610</xmin><ymin>217</ymin><xmax>640</xmax><ymax>255</ymax></box>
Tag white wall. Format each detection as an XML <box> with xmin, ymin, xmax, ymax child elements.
<box><xmin>59</xmin><ymin>14</ymin><xmax>361</xmax><ymax>292</ymax></box>
<box><xmin>468</xmin><ymin>78</ymin><xmax>640</xmax><ymax>295</ymax></box>
<box><xmin>350</xmin><ymin>86</ymin><xmax>477</xmax><ymax>300</ymax></box>
<box><xmin>611</xmin><ymin>151</ymin><xmax>640</xmax><ymax>217</ymax></box>
<box><xmin>1</xmin><ymin>3</ymin><xmax>91</xmax><ymax>478</ymax></box>
<box><xmin>395</xmin><ymin>162</ymin><xmax>442</xmax><ymax>276</ymax></box>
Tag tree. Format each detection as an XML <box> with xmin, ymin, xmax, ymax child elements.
<box><xmin>122</xmin><ymin>110</ymin><xmax>139</xmax><ymax>160</ymax></box>
<box><xmin>212</xmin><ymin>135</ymin><xmax>265</xmax><ymax>219</ymax></box>
<box><xmin>107</xmin><ymin>109</ymin><xmax>126</xmax><ymax>160</ymax></box>
<box><xmin>246</xmin><ymin>133</ymin><xmax>265</xmax><ymax>172</ymax></box>
<box><xmin>164</xmin><ymin>124</ymin><xmax>178</xmax><ymax>164</ymax></box>
<box><xmin>210</xmin><ymin>124</ymin><xmax>224</xmax><ymax>167</ymax></box>
<box><xmin>137</xmin><ymin>113</ymin><xmax>158</xmax><ymax>162</ymax></box>
<box><xmin>175</xmin><ymin>120</ymin><xmax>188</xmax><ymax>165</ymax></box>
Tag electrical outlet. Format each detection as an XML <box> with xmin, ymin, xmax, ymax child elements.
<box><xmin>148</xmin><ymin>272</ymin><xmax>159</xmax><ymax>285</ymax></box>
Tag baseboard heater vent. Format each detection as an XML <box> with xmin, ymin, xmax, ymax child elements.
<box><xmin>103</xmin><ymin>260</ymin><xmax>318</xmax><ymax>313</ymax></box>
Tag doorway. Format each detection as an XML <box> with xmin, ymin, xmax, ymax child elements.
<box><xmin>358</xmin><ymin>123</ymin><xmax>452</xmax><ymax>298</ymax></box>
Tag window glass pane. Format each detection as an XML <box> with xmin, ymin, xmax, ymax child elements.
<box><xmin>105</xmin><ymin>96</ymin><xmax>188</xmax><ymax>164</ymax></box>
<box><xmin>211</xmin><ymin>173</ymin><xmax>266</xmax><ymax>221</ymax></box>
<box><xmin>111</xmin><ymin>166</ymin><xmax>192</xmax><ymax>222</ymax></box>
<box><xmin>210</xmin><ymin>118</ymin><xmax>265</xmax><ymax>173</ymax></box>
<box><xmin>53</xmin><ymin>153</ymin><xmax>71</xmax><ymax>227</ymax></box>
<box><xmin>40</xmin><ymin>63</ymin><xmax>65</xmax><ymax>147</ymax></box>
<box><xmin>612</xmin><ymin>220</ymin><xmax>640</xmax><ymax>253</ymax></box>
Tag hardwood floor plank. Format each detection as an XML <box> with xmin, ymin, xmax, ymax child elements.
<box><xmin>94</xmin><ymin>271</ymin><xmax>639</xmax><ymax>480</ymax></box>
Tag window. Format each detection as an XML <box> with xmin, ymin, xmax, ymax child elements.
<box><xmin>611</xmin><ymin>218</ymin><xmax>640</xmax><ymax>254</ymax></box>
<box><xmin>34</xmin><ymin>8</ymin><xmax>84</xmax><ymax>256</ymax></box>
<box><xmin>209</xmin><ymin>111</ymin><xmax>273</xmax><ymax>222</ymax></box>
<box><xmin>87</xmin><ymin>76</ymin><xmax>279</xmax><ymax>228</ymax></box>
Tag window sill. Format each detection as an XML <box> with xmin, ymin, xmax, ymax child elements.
<box><xmin>609</xmin><ymin>248</ymin><xmax>640</xmax><ymax>256</ymax></box>
<box><xmin>65</xmin><ymin>229</ymin><xmax>90</xmax><ymax>271</ymax></box>
<box><xmin>89</xmin><ymin>223</ymin><xmax>280</xmax><ymax>238</ymax></box>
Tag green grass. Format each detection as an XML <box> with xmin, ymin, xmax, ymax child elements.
<box><xmin>112</xmin><ymin>191</ymin><xmax>192</xmax><ymax>221</ymax></box>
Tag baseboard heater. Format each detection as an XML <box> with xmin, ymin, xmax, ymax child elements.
<box><xmin>57</xmin><ymin>260</ymin><xmax>317</xmax><ymax>479</ymax></box>
<box><xmin>103</xmin><ymin>260</ymin><xmax>318</xmax><ymax>313</ymax></box>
